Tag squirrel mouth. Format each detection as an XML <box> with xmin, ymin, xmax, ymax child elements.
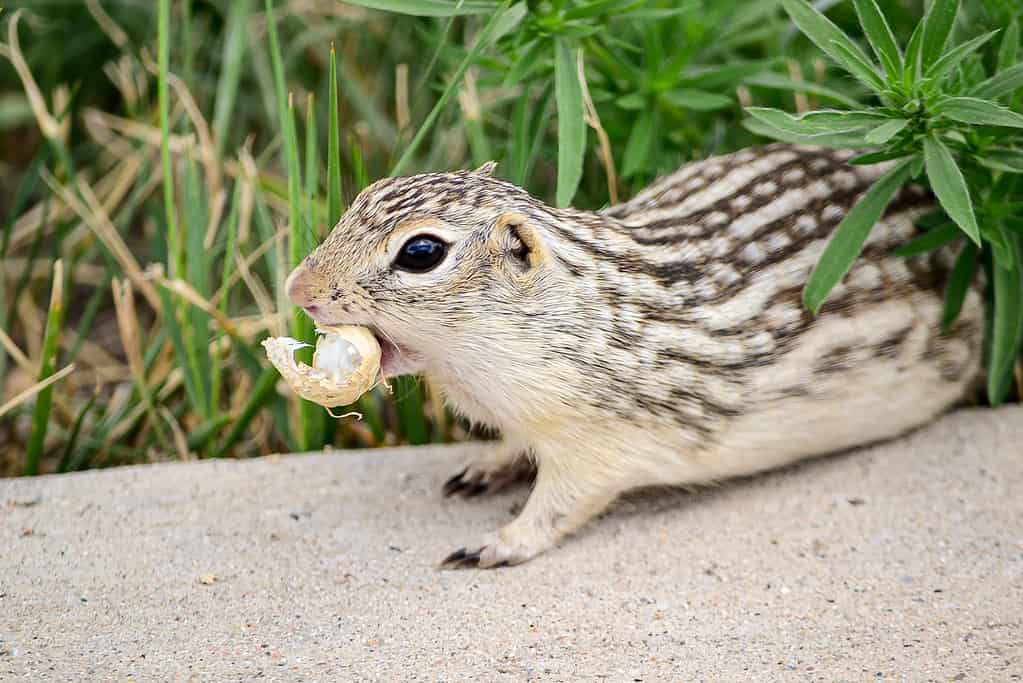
<box><xmin>368</xmin><ymin>328</ymin><xmax>419</xmax><ymax>379</ymax></box>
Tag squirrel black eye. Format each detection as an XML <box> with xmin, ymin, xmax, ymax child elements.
<box><xmin>394</xmin><ymin>234</ymin><xmax>448</xmax><ymax>273</ymax></box>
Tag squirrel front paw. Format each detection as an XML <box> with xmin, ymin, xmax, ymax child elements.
<box><xmin>442</xmin><ymin>446</ymin><xmax>535</xmax><ymax>498</ymax></box>
<box><xmin>440</xmin><ymin>531</ymin><xmax>543</xmax><ymax>569</ymax></box>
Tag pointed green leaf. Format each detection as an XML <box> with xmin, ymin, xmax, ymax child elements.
<box><xmin>743</xmin><ymin>118</ymin><xmax>872</xmax><ymax>148</ymax></box>
<box><xmin>984</xmin><ymin>221</ymin><xmax>1015</xmax><ymax>271</ymax></box>
<box><xmin>746</xmin><ymin>107</ymin><xmax>885</xmax><ymax>136</ymax></box>
<box><xmin>923</xmin><ymin>135</ymin><xmax>980</xmax><ymax>246</ymax></box>
<box><xmin>622</xmin><ymin>109</ymin><xmax>656</xmax><ymax>177</ymax></box>
<box><xmin>969</xmin><ymin>63</ymin><xmax>1023</xmax><ymax>101</ymax></box>
<box><xmin>988</xmin><ymin>233</ymin><xmax>1023</xmax><ymax>404</ymax></box>
<box><xmin>677</xmin><ymin>60</ymin><xmax>774</xmax><ymax>89</ymax></box>
<box><xmin>927</xmin><ymin>30</ymin><xmax>999</xmax><ymax>83</ymax></box>
<box><xmin>616</xmin><ymin>93</ymin><xmax>648</xmax><ymax>110</ymax></box>
<box><xmin>864</xmin><ymin>118</ymin><xmax>909</xmax><ymax>144</ymax></box>
<box><xmin>827</xmin><ymin>39</ymin><xmax>887</xmax><ymax>92</ymax></box>
<box><xmin>977</xmin><ymin>148</ymin><xmax>1023</xmax><ymax>174</ymax></box>
<box><xmin>853</xmin><ymin>0</ymin><xmax>902</xmax><ymax>81</ymax></box>
<box><xmin>803</xmin><ymin>157</ymin><xmax>915</xmax><ymax>313</ymax></box>
<box><xmin>903</xmin><ymin>20</ymin><xmax>925</xmax><ymax>86</ymax></box>
<box><xmin>555</xmin><ymin>39</ymin><xmax>586</xmax><ymax>207</ymax></box>
<box><xmin>920</xmin><ymin>0</ymin><xmax>959</xmax><ymax>68</ymax></box>
<box><xmin>743</xmin><ymin>73</ymin><xmax>861</xmax><ymax>108</ymax></box>
<box><xmin>782</xmin><ymin>0</ymin><xmax>883</xmax><ymax>92</ymax></box>
<box><xmin>893</xmin><ymin>223</ymin><xmax>960</xmax><ymax>257</ymax></box>
<box><xmin>661</xmin><ymin>89</ymin><xmax>732</xmax><ymax>111</ymax></box>
<box><xmin>941</xmin><ymin>241</ymin><xmax>977</xmax><ymax>330</ymax></box>
<box><xmin>893</xmin><ymin>222</ymin><xmax>959</xmax><ymax>256</ymax></box>
<box><xmin>934</xmin><ymin>96</ymin><xmax>1023</xmax><ymax>129</ymax></box>
<box><xmin>998</xmin><ymin>18</ymin><xmax>1019</xmax><ymax>72</ymax></box>
<box><xmin>503</xmin><ymin>39</ymin><xmax>545</xmax><ymax>87</ymax></box>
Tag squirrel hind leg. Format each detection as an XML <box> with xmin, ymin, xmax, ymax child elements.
<box><xmin>442</xmin><ymin>440</ymin><xmax>535</xmax><ymax>498</ymax></box>
<box><xmin>440</xmin><ymin>455</ymin><xmax>622</xmax><ymax>569</ymax></box>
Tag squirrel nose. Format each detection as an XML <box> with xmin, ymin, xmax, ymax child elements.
<box><xmin>285</xmin><ymin>265</ymin><xmax>316</xmax><ymax>309</ymax></box>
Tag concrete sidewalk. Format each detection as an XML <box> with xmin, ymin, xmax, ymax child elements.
<box><xmin>2</xmin><ymin>407</ymin><xmax>1021</xmax><ymax>681</ymax></box>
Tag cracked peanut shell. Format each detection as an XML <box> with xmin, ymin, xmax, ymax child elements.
<box><xmin>262</xmin><ymin>325</ymin><xmax>381</xmax><ymax>408</ymax></box>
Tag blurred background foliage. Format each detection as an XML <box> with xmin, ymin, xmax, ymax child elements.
<box><xmin>0</xmin><ymin>0</ymin><xmax>1017</xmax><ymax>475</ymax></box>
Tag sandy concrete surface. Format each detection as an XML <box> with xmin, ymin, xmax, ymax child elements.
<box><xmin>1</xmin><ymin>407</ymin><xmax>1021</xmax><ymax>681</ymax></box>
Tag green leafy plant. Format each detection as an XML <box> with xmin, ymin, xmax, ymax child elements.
<box><xmin>747</xmin><ymin>0</ymin><xmax>1023</xmax><ymax>404</ymax></box>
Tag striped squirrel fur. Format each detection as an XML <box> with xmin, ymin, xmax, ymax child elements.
<box><xmin>285</xmin><ymin>142</ymin><xmax>982</xmax><ymax>568</ymax></box>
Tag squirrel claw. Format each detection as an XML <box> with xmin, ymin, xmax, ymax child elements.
<box><xmin>441</xmin><ymin>457</ymin><xmax>535</xmax><ymax>499</ymax></box>
<box><xmin>442</xmin><ymin>468</ymin><xmax>484</xmax><ymax>497</ymax></box>
<box><xmin>439</xmin><ymin>547</ymin><xmax>480</xmax><ymax>569</ymax></box>
<box><xmin>439</xmin><ymin>546</ymin><xmax>510</xmax><ymax>570</ymax></box>
<box><xmin>439</xmin><ymin>532</ymin><xmax>536</xmax><ymax>569</ymax></box>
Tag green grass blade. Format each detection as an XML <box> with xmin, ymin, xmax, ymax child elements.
<box><xmin>463</xmin><ymin>96</ymin><xmax>492</xmax><ymax>168</ymax></box>
<box><xmin>934</xmin><ymin>97</ymin><xmax>1023</xmax><ymax>129</ymax></box>
<box><xmin>215</xmin><ymin>367</ymin><xmax>281</xmax><ymax>457</ymax></box>
<box><xmin>852</xmin><ymin>0</ymin><xmax>902</xmax><ymax>81</ymax></box>
<box><xmin>24</xmin><ymin>260</ymin><xmax>64</xmax><ymax>475</ymax></box>
<box><xmin>920</xmin><ymin>0</ymin><xmax>958</xmax><ymax>68</ymax></box>
<box><xmin>183</xmin><ymin>157</ymin><xmax>212</xmax><ymax>417</ymax></box>
<box><xmin>287</xmin><ymin>96</ymin><xmax>325</xmax><ymax>450</ymax></box>
<box><xmin>390</xmin><ymin>1</ymin><xmax>514</xmax><ymax>176</ymax></box>
<box><xmin>158</xmin><ymin>285</ymin><xmax>206</xmax><ymax>418</ymax></box>
<box><xmin>351</xmin><ymin>136</ymin><xmax>369</xmax><ymax>191</ymax></box>
<box><xmin>507</xmin><ymin>87</ymin><xmax>532</xmax><ymax>185</ymax></box>
<box><xmin>923</xmin><ymin>135</ymin><xmax>981</xmax><ymax>246</ymax></box>
<box><xmin>212</xmin><ymin>0</ymin><xmax>249</xmax><ymax>156</ymax></box>
<box><xmin>988</xmin><ymin>233</ymin><xmax>1023</xmax><ymax>404</ymax></box>
<box><xmin>57</xmin><ymin>389</ymin><xmax>98</xmax><ymax>473</ymax></box>
<box><xmin>158</xmin><ymin>0</ymin><xmax>180</xmax><ymax>277</ymax></box>
<box><xmin>340</xmin><ymin>0</ymin><xmax>499</xmax><ymax>16</ymax></box>
<box><xmin>941</xmin><ymin>241</ymin><xmax>977</xmax><ymax>331</ymax></box>
<box><xmin>264</xmin><ymin>0</ymin><xmax>290</xmax><ymax>153</ymax></box>
<box><xmin>304</xmin><ymin>92</ymin><xmax>319</xmax><ymax>202</ymax></box>
<box><xmin>393</xmin><ymin>376</ymin><xmax>429</xmax><ymax>445</ymax></box>
<box><xmin>210</xmin><ymin>181</ymin><xmax>243</xmax><ymax>423</ymax></box>
<box><xmin>803</xmin><ymin>157</ymin><xmax>915</xmax><ymax>313</ymax></box>
<box><xmin>554</xmin><ymin>39</ymin><xmax>585</xmax><ymax>207</ymax></box>
<box><xmin>327</xmin><ymin>46</ymin><xmax>344</xmax><ymax>226</ymax></box>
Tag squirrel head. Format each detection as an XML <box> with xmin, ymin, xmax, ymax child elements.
<box><xmin>285</xmin><ymin>164</ymin><xmax>575</xmax><ymax>418</ymax></box>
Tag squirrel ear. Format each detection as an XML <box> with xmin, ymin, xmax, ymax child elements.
<box><xmin>494</xmin><ymin>212</ymin><xmax>545</xmax><ymax>273</ymax></box>
<box><xmin>472</xmin><ymin>160</ymin><xmax>498</xmax><ymax>177</ymax></box>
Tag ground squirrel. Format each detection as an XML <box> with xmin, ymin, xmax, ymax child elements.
<box><xmin>285</xmin><ymin>143</ymin><xmax>982</xmax><ymax>568</ymax></box>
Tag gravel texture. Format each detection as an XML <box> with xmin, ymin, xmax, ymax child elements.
<box><xmin>2</xmin><ymin>406</ymin><xmax>1022</xmax><ymax>681</ymax></box>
